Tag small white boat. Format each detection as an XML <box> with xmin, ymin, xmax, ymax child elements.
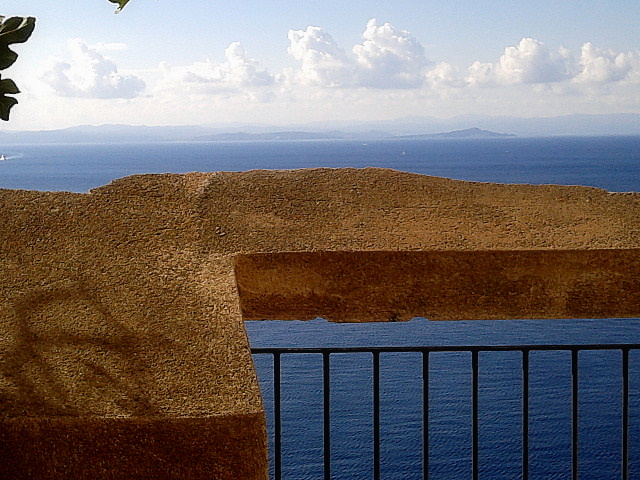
<box><xmin>0</xmin><ymin>154</ymin><xmax>5</xmax><ymax>161</ymax></box>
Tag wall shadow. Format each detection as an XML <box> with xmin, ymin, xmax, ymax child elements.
<box><xmin>1</xmin><ymin>279</ymin><xmax>171</xmax><ymax>417</ymax></box>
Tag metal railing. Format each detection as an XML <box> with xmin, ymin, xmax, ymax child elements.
<box><xmin>251</xmin><ymin>344</ymin><xmax>640</xmax><ymax>480</ymax></box>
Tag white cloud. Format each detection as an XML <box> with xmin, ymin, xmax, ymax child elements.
<box><xmin>287</xmin><ymin>19</ymin><xmax>431</xmax><ymax>89</ymax></box>
<box><xmin>221</xmin><ymin>42</ymin><xmax>276</xmax><ymax>89</ymax></box>
<box><xmin>40</xmin><ymin>39</ymin><xmax>145</xmax><ymax>99</ymax></box>
<box><xmin>575</xmin><ymin>42</ymin><xmax>640</xmax><ymax>84</ymax></box>
<box><xmin>466</xmin><ymin>38</ymin><xmax>640</xmax><ymax>90</ymax></box>
<box><xmin>155</xmin><ymin>42</ymin><xmax>276</xmax><ymax>96</ymax></box>
<box><xmin>353</xmin><ymin>19</ymin><xmax>430</xmax><ymax>88</ymax></box>
<box><xmin>23</xmin><ymin>23</ymin><xmax>640</xmax><ymax>131</ymax></box>
<box><xmin>92</xmin><ymin>42</ymin><xmax>129</xmax><ymax>53</ymax></box>
<box><xmin>468</xmin><ymin>38</ymin><xmax>576</xmax><ymax>86</ymax></box>
<box><xmin>497</xmin><ymin>38</ymin><xmax>574</xmax><ymax>84</ymax></box>
<box><xmin>467</xmin><ymin>61</ymin><xmax>495</xmax><ymax>87</ymax></box>
<box><xmin>141</xmin><ymin>26</ymin><xmax>639</xmax><ymax>127</ymax></box>
<box><xmin>287</xmin><ymin>26</ymin><xmax>353</xmax><ymax>87</ymax></box>
<box><xmin>424</xmin><ymin>62</ymin><xmax>465</xmax><ymax>90</ymax></box>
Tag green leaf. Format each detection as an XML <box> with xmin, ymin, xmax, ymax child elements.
<box><xmin>0</xmin><ymin>77</ymin><xmax>19</xmax><ymax>95</ymax></box>
<box><xmin>0</xmin><ymin>94</ymin><xmax>18</xmax><ymax>121</ymax></box>
<box><xmin>107</xmin><ymin>0</ymin><xmax>131</xmax><ymax>13</ymax></box>
<box><xmin>0</xmin><ymin>16</ymin><xmax>36</xmax><ymax>44</ymax></box>
<box><xmin>0</xmin><ymin>75</ymin><xmax>20</xmax><ymax>121</ymax></box>
<box><xmin>0</xmin><ymin>16</ymin><xmax>35</xmax><ymax>121</ymax></box>
<box><xmin>0</xmin><ymin>49</ymin><xmax>17</xmax><ymax>71</ymax></box>
<box><xmin>0</xmin><ymin>16</ymin><xmax>36</xmax><ymax>70</ymax></box>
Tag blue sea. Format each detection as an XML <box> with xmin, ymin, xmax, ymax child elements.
<box><xmin>0</xmin><ymin>135</ymin><xmax>639</xmax><ymax>193</ymax></box>
<box><xmin>1</xmin><ymin>135</ymin><xmax>639</xmax><ymax>479</ymax></box>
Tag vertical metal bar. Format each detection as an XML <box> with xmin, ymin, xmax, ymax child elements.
<box><xmin>423</xmin><ymin>350</ymin><xmax>430</xmax><ymax>480</ymax></box>
<box><xmin>273</xmin><ymin>352</ymin><xmax>282</xmax><ymax>480</ymax></box>
<box><xmin>622</xmin><ymin>348</ymin><xmax>629</xmax><ymax>480</ymax></box>
<box><xmin>323</xmin><ymin>351</ymin><xmax>331</xmax><ymax>480</ymax></box>
<box><xmin>373</xmin><ymin>351</ymin><xmax>381</xmax><ymax>480</ymax></box>
<box><xmin>572</xmin><ymin>349</ymin><xmax>579</xmax><ymax>480</ymax></box>
<box><xmin>522</xmin><ymin>349</ymin><xmax>529</xmax><ymax>480</ymax></box>
<box><xmin>472</xmin><ymin>350</ymin><xmax>479</xmax><ymax>480</ymax></box>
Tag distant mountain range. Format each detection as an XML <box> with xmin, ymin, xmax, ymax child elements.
<box><xmin>192</xmin><ymin>127</ymin><xmax>514</xmax><ymax>142</ymax></box>
<box><xmin>191</xmin><ymin>131</ymin><xmax>351</xmax><ymax>142</ymax></box>
<box><xmin>397</xmin><ymin>127</ymin><xmax>515</xmax><ymax>139</ymax></box>
<box><xmin>0</xmin><ymin>113</ymin><xmax>637</xmax><ymax>144</ymax></box>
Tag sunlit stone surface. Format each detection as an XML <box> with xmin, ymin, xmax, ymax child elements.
<box><xmin>1</xmin><ymin>168</ymin><xmax>639</xmax><ymax>479</ymax></box>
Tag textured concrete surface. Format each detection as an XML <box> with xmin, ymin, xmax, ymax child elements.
<box><xmin>236</xmin><ymin>249</ymin><xmax>640</xmax><ymax>322</ymax></box>
<box><xmin>1</xmin><ymin>167</ymin><xmax>639</xmax><ymax>479</ymax></box>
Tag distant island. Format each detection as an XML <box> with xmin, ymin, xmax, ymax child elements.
<box><xmin>0</xmin><ymin>125</ymin><xmax>515</xmax><ymax>144</ymax></box>
<box><xmin>397</xmin><ymin>127</ymin><xmax>515</xmax><ymax>139</ymax></box>
<box><xmin>2</xmin><ymin>112</ymin><xmax>639</xmax><ymax>144</ymax></box>
<box><xmin>192</xmin><ymin>127</ymin><xmax>515</xmax><ymax>142</ymax></box>
<box><xmin>191</xmin><ymin>131</ymin><xmax>345</xmax><ymax>142</ymax></box>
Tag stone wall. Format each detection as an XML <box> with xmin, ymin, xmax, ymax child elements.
<box><xmin>1</xmin><ymin>168</ymin><xmax>639</xmax><ymax>479</ymax></box>
<box><xmin>235</xmin><ymin>249</ymin><xmax>640</xmax><ymax>322</ymax></box>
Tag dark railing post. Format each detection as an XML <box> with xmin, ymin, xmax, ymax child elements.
<box><xmin>323</xmin><ymin>351</ymin><xmax>331</xmax><ymax>480</ymax></box>
<box><xmin>572</xmin><ymin>349</ymin><xmax>579</xmax><ymax>480</ymax></box>
<box><xmin>423</xmin><ymin>350</ymin><xmax>430</xmax><ymax>480</ymax></box>
<box><xmin>622</xmin><ymin>348</ymin><xmax>629</xmax><ymax>480</ymax></box>
<box><xmin>273</xmin><ymin>352</ymin><xmax>282</xmax><ymax>480</ymax></box>
<box><xmin>251</xmin><ymin>343</ymin><xmax>639</xmax><ymax>480</ymax></box>
<box><xmin>522</xmin><ymin>349</ymin><xmax>530</xmax><ymax>480</ymax></box>
<box><xmin>372</xmin><ymin>351</ymin><xmax>381</xmax><ymax>480</ymax></box>
<box><xmin>472</xmin><ymin>349</ymin><xmax>479</xmax><ymax>480</ymax></box>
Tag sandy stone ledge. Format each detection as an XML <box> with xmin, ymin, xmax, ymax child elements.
<box><xmin>1</xmin><ymin>168</ymin><xmax>639</xmax><ymax>479</ymax></box>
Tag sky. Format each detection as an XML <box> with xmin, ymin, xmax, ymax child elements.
<box><xmin>1</xmin><ymin>0</ymin><xmax>639</xmax><ymax>130</ymax></box>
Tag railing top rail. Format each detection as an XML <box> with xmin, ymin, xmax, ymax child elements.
<box><xmin>251</xmin><ymin>343</ymin><xmax>640</xmax><ymax>354</ymax></box>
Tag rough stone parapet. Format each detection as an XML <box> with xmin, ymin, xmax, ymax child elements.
<box><xmin>1</xmin><ymin>168</ymin><xmax>639</xmax><ymax>479</ymax></box>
